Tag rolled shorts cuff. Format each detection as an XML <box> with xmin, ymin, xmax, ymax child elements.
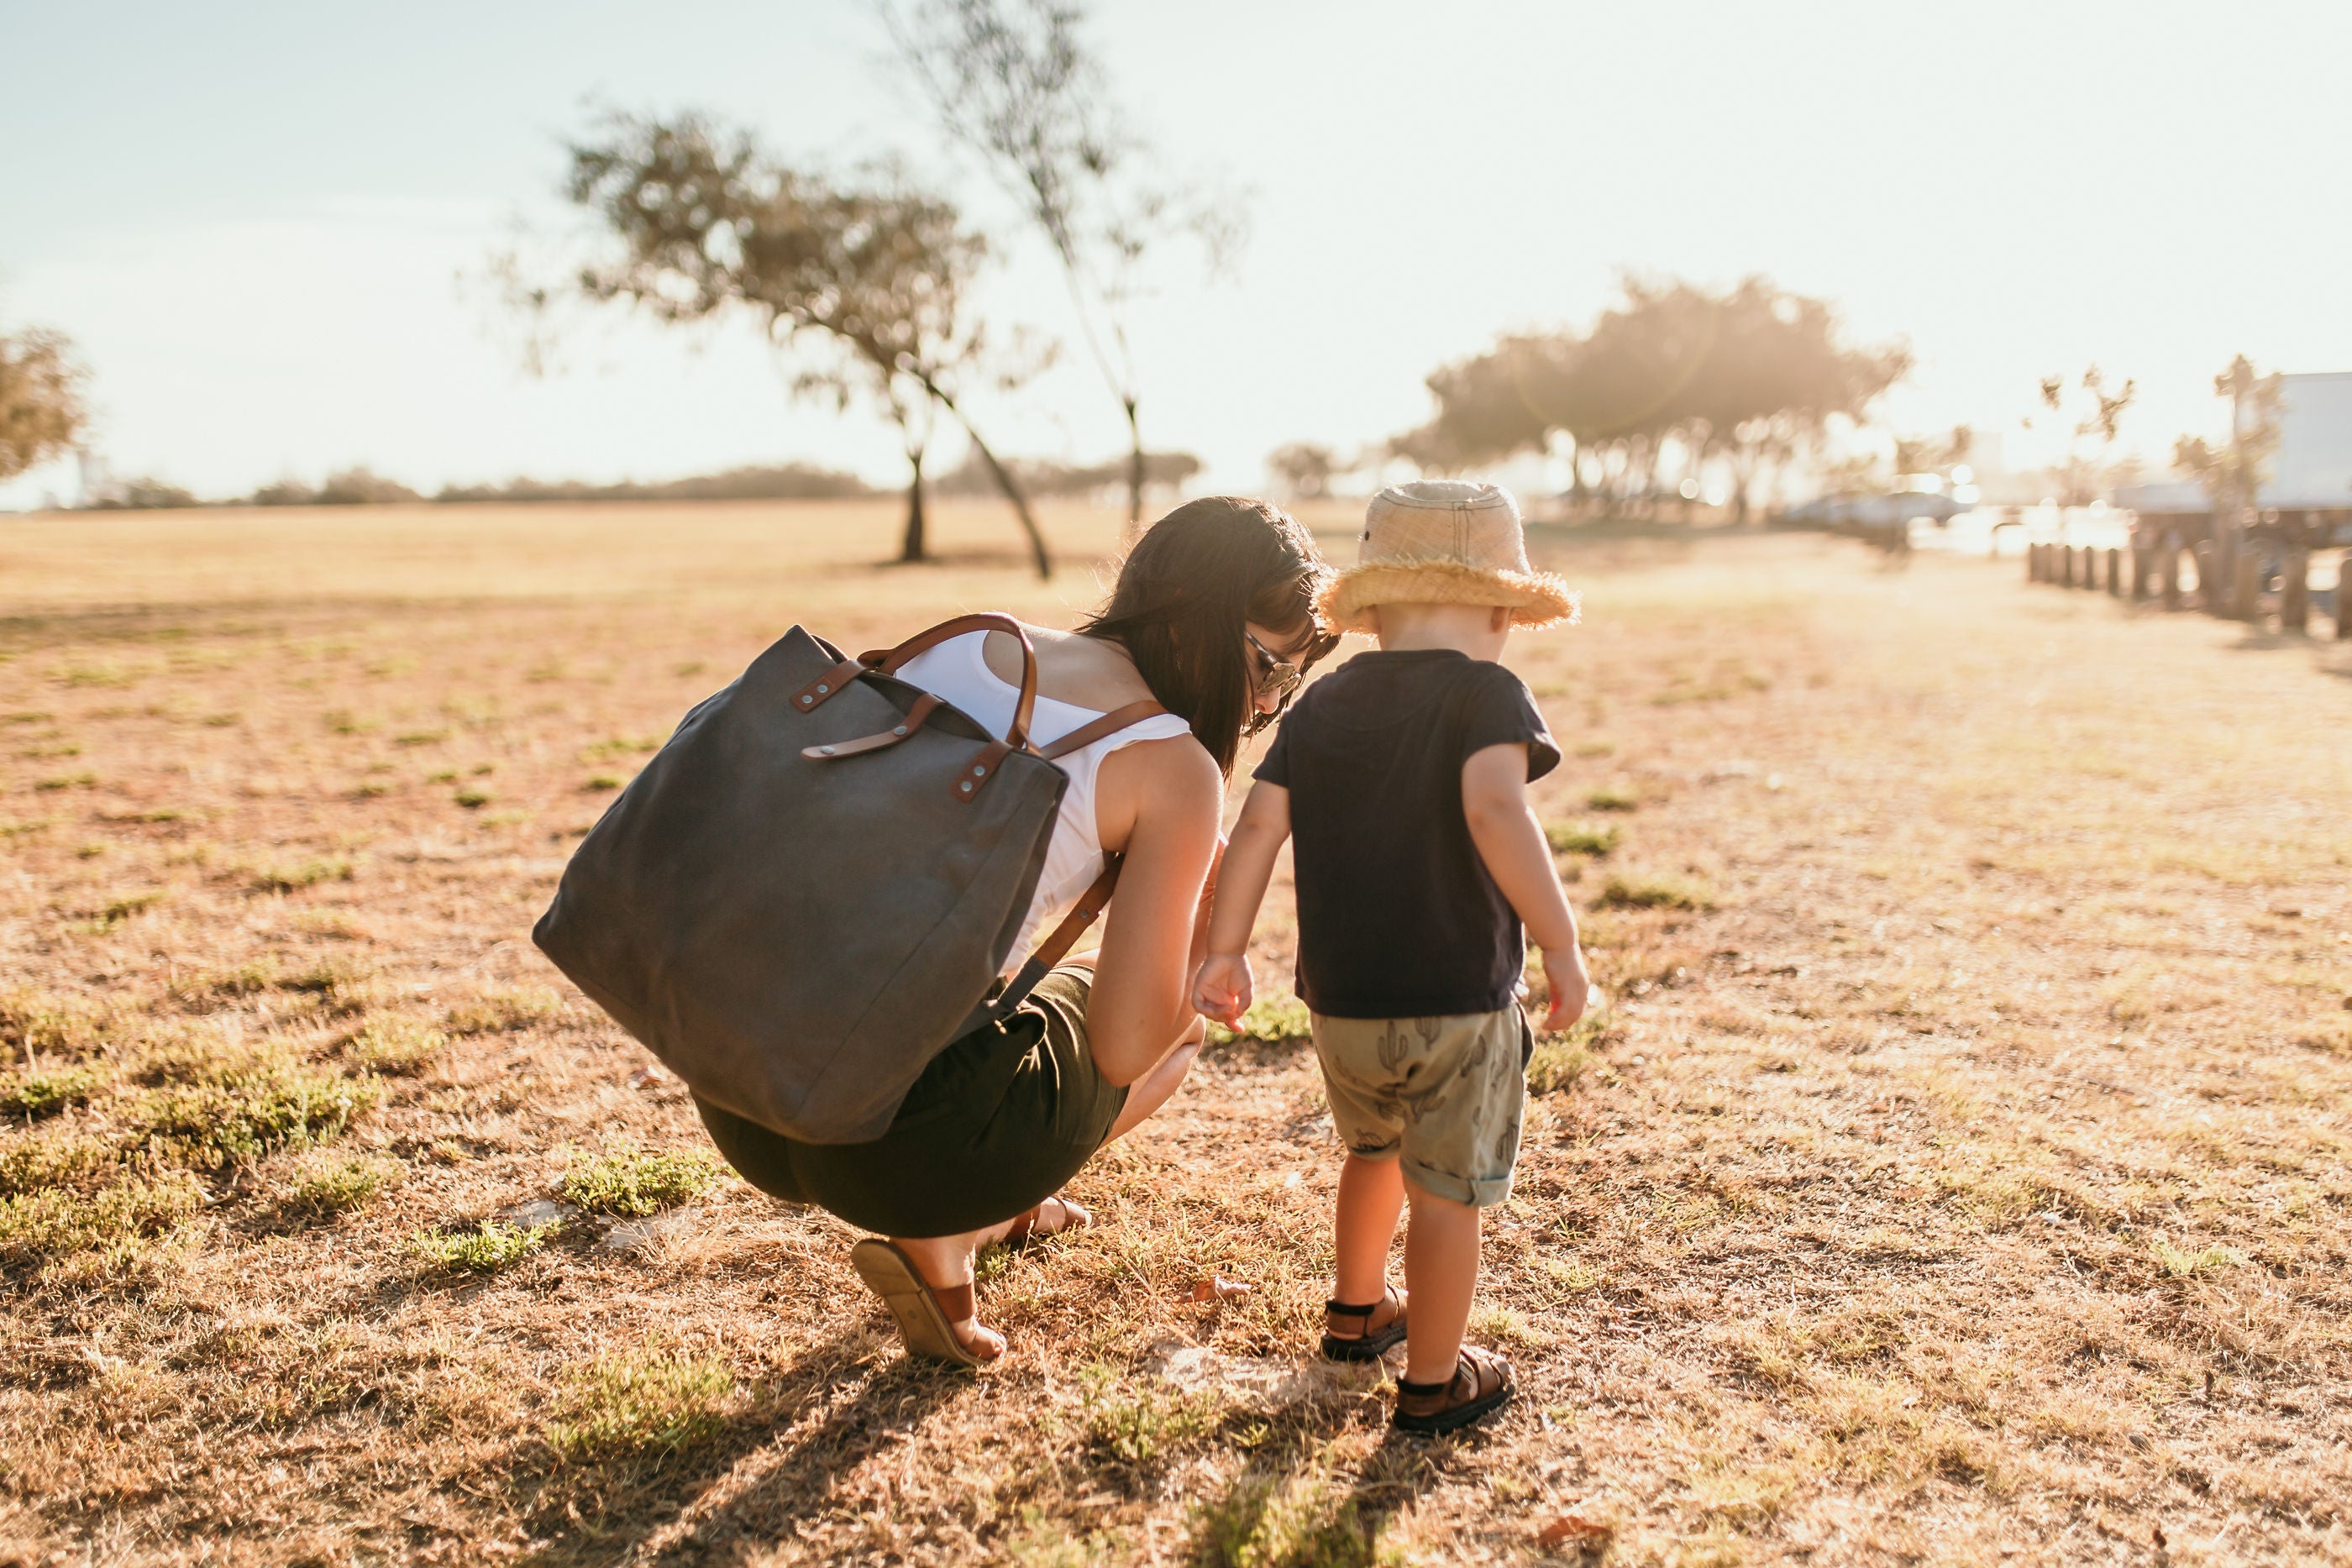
<box><xmin>1400</xmin><ymin>1157</ymin><xmax>1514</xmax><ymax>1209</ymax></box>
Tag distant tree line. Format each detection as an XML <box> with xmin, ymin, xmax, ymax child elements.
<box><xmin>73</xmin><ymin>461</ymin><xmax>884</xmax><ymax>511</ymax></box>
<box><xmin>1386</xmin><ymin>275</ymin><xmax>1910</xmax><ymax>523</ymax></box>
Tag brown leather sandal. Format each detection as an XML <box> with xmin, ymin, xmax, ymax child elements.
<box><xmin>1393</xmin><ymin>1345</ymin><xmax>1514</xmax><ymax>1434</ymax></box>
<box><xmin>848</xmin><ymin>1239</ymin><xmax>1004</xmax><ymax>1368</ymax></box>
<box><xmin>1320</xmin><ymin>1283</ymin><xmax>1408</xmax><ymax>1362</ymax></box>
<box><xmin>1002</xmin><ymin>1193</ymin><xmax>1090</xmax><ymax>1247</ymax></box>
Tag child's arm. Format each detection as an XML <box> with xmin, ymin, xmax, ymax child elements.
<box><xmin>1190</xmin><ymin>779</ymin><xmax>1292</xmax><ymax>1027</ymax></box>
<box><xmin>1461</xmin><ymin>742</ymin><xmax>1593</xmax><ymax>1031</ymax></box>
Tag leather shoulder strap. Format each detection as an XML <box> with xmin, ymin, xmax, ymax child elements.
<box><xmin>1037</xmin><ymin>700</ymin><xmax>1174</xmax><ymax>762</ymax></box>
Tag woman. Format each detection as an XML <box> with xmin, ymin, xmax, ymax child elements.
<box><xmin>696</xmin><ymin>496</ymin><xmax>1337</xmax><ymax>1364</ymax></box>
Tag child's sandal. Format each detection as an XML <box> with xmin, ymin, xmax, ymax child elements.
<box><xmin>1320</xmin><ymin>1284</ymin><xmax>1408</xmax><ymax>1362</ymax></box>
<box><xmin>1393</xmin><ymin>1345</ymin><xmax>1514</xmax><ymax>1434</ymax></box>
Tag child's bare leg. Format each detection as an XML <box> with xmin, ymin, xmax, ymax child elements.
<box><xmin>1401</xmin><ymin>1177</ymin><xmax>1482</xmax><ymax>1385</ymax></box>
<box><xmin>1333</xmin><ymin>1152</ymin><xmax>1406</xmax><ymax>1305</ymax></box>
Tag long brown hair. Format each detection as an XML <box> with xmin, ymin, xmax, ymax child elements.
<box><xmin>1079</xmin><ymin>496</ymin><xmax>1337</xmax><ymax>776</ymax></box>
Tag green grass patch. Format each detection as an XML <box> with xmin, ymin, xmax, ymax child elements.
<box><xmin>444</xmin><ymin>988</ymin><xmax>559</xmax><ymax>1036</ymax></box>
<box><xmin>453</xmin><ymin>786</ymin><xmax>492</xmax><ymax>810</ymax></box>
<box><xmin>283</xmin><ymin>1152</ymin><xmax>399</xmax><ymax>1216</ymax></box>
<box><xmin>2152</xmin><ymin>1239</ymin><xmax>2250</xmax><ymax>1278</ymax></box>
<box><xmin>1207</xmin><ymin>994</ymin><xmax>1313</xmax><ymax>1046</ymax></box>
<box><xmin>76</xmin><ymin>889</ymin><xmax>167</xmax><ymax>934</ymax></box>
<box><xmin>581</xmin><ymin>735</ymin><xmax>664</xmax><ymax>762</ymax></box>
<box><xmin>560</xmin><ymin>1145</ymin><xmax>726</xmax><ymax>1216</ymax></box>
<box><xmin>584</xmin><ymin>774</ymin><xmax>624</xmax><ymax>791</ymax></box>
<box><xmin>1598</xmin><ymin>871</ymin><xmax>1715</xmax><ymax>911</ymax></box>
<box><xmin>392</xmin><ymin>730</ymin><xmax>449</xmax><ymax>747</ymax></box>
<box><xmin>411</xmin><ymin>1219</ymin><xmax>550</xmax><ymax>1275</ymax></box>
<box><xmin>1079</xmin><ymin>1362</ymin><xmax>1221</xmax><ymax>1471</ymax></box>
<box><xmin>1190</xmin><ymin>1451</ymin><xmax>1394</xmax><ymax>1568</ymax></box>
<box><xmin>129</xmin><ymin>1047</ymin><xmax>379</xmax><ymax>1169</ymax></box>
<box><xmin>545</xmin><ymin>1349</ymin><xmax>735</xmax><ymax>1459</ymax></box>
<box><xmin>34</xmin><ymin>773</ymin><xmax>98</xmax><ymax>792</ymax></box>
<box><xmin>1</xmin><ymin>1065</ymin><xmax>104</xmax><ymax>1120</ymax></box>
<box><xmin>342</xmin><ymin>1019</ymin><xmax>448</xmax><ymax>1077</ymax></box>
<box><xmin>1584</xmin><ymin>786</ymin><xmax>1640</xmax><ymax>812</ymax></box>
<box><xmin>0</xmin><ymin>1172</ymin><xmax>203</xmax><ymax>1267</ymax></box>
<box><xmin>1545</xmin><ymin>820</ymin><xmax>1621</xmax><ymax>857</ymax></box>
<box><xmin>321</xmin><ymin>710</ymin><xmax>375</xmax><ymax>736</ymax></box>
<box><xmin>249</xmin><ymin>855</ymin><xmax>354</xmax><ymax>894</ymax></box>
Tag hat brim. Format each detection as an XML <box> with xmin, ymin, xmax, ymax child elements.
<box><xmin>1317</xmin><ymin>559</ymin><xmax>1582</xmax><ymax>634</ymax></box>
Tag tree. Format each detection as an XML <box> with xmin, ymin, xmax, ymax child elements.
<box><xmin>2172</xmin><ymin>354</ymin><xmax>2282</xmax><ymax>518</ymax></box>
<box><xmin>1390</xmin><ymin>277</ymin><xmax>1907</xmax><ymax>522</ymax></box>
<box><xmin>557</xmin><ymin>112</ymin><xmax>1054</xmax><ymax>576</ymax></box>
<box><xmin>0</xmin><ymin>325</ymin><xmax>89</xmax><ymax>484</ymax></box>
<box><xmin>2027</xmin><ymin>365</ymin><xmax>2136</xmax><ymax>506</ymax></box>
<box><xmin>883</xmin><ymin>0</ymin><xmax>1241</xmax><ymax>537</ymax></box>
<box><xmin>1266</xmin><ymin>442</ymin><xmax>1338</xmax><ymax>500</ymax></box>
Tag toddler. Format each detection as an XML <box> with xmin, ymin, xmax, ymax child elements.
<box><xmin>1194</xmin><ymin>480</ymin><xmax>1592</xmax><ymax>1434</ymax></box>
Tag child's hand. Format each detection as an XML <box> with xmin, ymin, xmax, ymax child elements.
<box><xmin>1540</xmin><ymin>946</ymin><xmax>1595</xmax><ymax>1034</ymax></box>
<box><xmin>1192</xmin><ymin>952</ymin><xmax>1254</xmax><ymax>1028</ymax></box>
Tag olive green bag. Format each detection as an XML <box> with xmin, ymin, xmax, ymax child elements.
<box><xmin>532</xmin><ymin>614</ymin><xmax>1163</xmax><ymax>1145</ymax></box>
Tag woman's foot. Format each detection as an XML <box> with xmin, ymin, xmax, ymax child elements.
<box><xmin>1320</xmin><ymin>1283</ymin><xmax>1409</xmax><ymax>1362</ymax></box>
<box><xmin>851</xmin><ymin>1237</ymin><xmax>1005</xmax><ymax>1366</ymax></box>
<box><xmin>1003</xmin><ymin>1193</ymin><xmax>1091</xmax><ymax>1246</ymax></box>
<box><xmin>1392</xmin><ymin>1345</ymin><xmax>1514</xmax><ymax>1434</ymax></box>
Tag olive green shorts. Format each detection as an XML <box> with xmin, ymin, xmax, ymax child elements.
<box><xmin>1310</xmin><ymin>1006</ymin><xmax>1531</xmax><ymax>1208</ymax></box>
<box><xmin>694</xmin><ymin>966</ymin><xmax>1128</xmax><ymax>1239</ymax></box>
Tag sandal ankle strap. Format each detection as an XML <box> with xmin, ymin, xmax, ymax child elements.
<box><xmin>933</xmin><ymin>1281</ymin><xmax>975</xmax><ymax>1322</ymax></box>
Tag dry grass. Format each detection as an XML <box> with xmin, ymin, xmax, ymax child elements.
<box><xmin>3</xmin><ymin>499</ymin><xmax>2350</xmax><ymax>1565</ymax></box>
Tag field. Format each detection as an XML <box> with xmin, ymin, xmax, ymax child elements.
<box><xmin>3</xmin><ymin>499</ymin><xmax>2350</xmax><ymax>1566</ymax></box>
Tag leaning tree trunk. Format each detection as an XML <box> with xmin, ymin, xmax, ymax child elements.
<box><xmin>898</xmin><ymin>448</ymin><xmax>928</xmax><ymax>564</ymax></box>
<box><xmin>1123</xmin><ymin>397</ymin><xmax>1145</xmax><ymax>542</ymax></box>
<box><xmin>919</xmin><ymin>377</ymin><xmax>1050</xmax><ymax>579</ymax></box>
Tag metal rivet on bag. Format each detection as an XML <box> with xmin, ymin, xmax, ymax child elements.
<box><xmin>818</xmin><ymin>746</ymin><xmax>835</xmax><ymax>756</ymax></box>
<box><xmin>972</xmin><ymin>765</ymin><xmax>986</xmax><ymax>777</ymax></box>
<box><xmin>816</xmin><ymin>684</ymin><xmax>829</xmax><ymax>694</ymax></box>
<box><xmin>893</xmin><ymin>726</ymin><xmax>908</xmax><ymax>737</ymax></box>
<box><xmin>959</xmin><ymin>781</ymin><xmax>973</xmax><ymax>793</ymax></box>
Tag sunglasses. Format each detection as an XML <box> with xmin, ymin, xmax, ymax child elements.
<box><xmin>1244</xmin><ymin>627</ymin><xmax>1336</xmax><ymax>736</ymax></box>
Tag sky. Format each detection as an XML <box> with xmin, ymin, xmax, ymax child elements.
<box><xmin>4</xmin><ymin>0</ymin><xmax>2350</xmax><ymax>507</ymax></box>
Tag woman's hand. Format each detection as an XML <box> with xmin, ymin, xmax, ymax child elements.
<box><xmin>1192</xmin><ymin>952</ymin><xmax>1254</xmax><ymax>1028</ymax></box>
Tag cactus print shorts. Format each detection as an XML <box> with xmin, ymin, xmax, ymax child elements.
<box><xmin>1310</xmin><ymin>1006</ymin><xmax>1531</xmax><ymax>1208</ymax></box>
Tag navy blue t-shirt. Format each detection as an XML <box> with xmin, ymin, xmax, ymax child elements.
<box><xmin>1256</xmin><ymin>648</ymin><xmax>1560</xmax><ymax>1018</ymax></box>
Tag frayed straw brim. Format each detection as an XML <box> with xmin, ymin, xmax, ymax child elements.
<box><xmin>1317</xmin><ymin>559</ymin><xmax>1582</xmax><ymax>635</ymax></box>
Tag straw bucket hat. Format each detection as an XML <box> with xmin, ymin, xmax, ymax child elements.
<box><xmin>1317</xmin><ymin>480</ymin><xmax>1580</xmax><ymax>634</ymax></box>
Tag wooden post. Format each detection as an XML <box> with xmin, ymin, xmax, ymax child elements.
<box><xmin>2195</xmin><ymin>542</ymin><xmax>2219</xmax><ymax>613</ymax></box>
<box><xmin>2061</xmin><ymin>546</ymin><xmax>2076</xmax><ymax>588</ymax></box>
<box><xmin>2128</xmin><ymin>545</ymin><xmax>2145</xmax><ymax>600</ymax></box>
<box><xmin>2080</xmin><ymin>547</ymin><xmax>2097</xmax><ymax>590</ymax></box>
<box><xmin>2028</xmin><ymin>543</ymin><xmax>2042</xmax><ymax>582</ymax></box>
<box><xmin>2160</xmin><ymin>544</ymin><xmax>2182</xmax><ymax>610</ymax></box>
<box><xmin>2105</xmin><ymin>548</ymin><xmax>2122</xmax><ymax>595</ymax></box>
<box><xmin>2233</xmin><ymin>553</ymin><xmax>2260</xmax><ymax>621</ymax></box>
<box><xmin>2281</xmin><ymin>548</ymin><xmax>2309</xmax><ymax>633</ymax></box>
<box><xmin>2339</xmin><ymin>548</ymin><xmax>2352</xmax><ymax>640</ymax></box>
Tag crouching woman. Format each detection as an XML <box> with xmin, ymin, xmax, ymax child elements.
<box><xmin>695</xmin><ymin>496</ymin><xmax>1336</xmax><ymax>1365</ymax></box>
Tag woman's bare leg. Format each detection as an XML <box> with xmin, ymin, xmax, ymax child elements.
<box><xmin>1105</xmin><ymin>1015</ymin><xmax>1206</xmax><ymax>1143</ymax></box>
<box><xmin>885</xmin><ymin>1015</ymin><xmax>1205</xmax><ymax>1355</ymax></box>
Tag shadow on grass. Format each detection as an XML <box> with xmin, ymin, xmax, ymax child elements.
<box><xmin>1186</xmin><ymin>1419</ymin><xmax>1454</xmax><ymax>1568</ymax></box>
<box><xmin>508</xmin><ymin>1329</ymin><xmax>964</xmax><ymax>1568</ymax></box>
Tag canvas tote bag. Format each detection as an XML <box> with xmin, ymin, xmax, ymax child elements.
<box><xmin>533</xmin><ymin>613</ymin><xmax>1168</xmax><ymax>1145</ymax></box>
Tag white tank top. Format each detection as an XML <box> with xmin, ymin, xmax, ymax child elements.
<box><xmin>897</xmin><ymin>632</ymin><xmax>1196</xmax><ymax>975</ymax></box>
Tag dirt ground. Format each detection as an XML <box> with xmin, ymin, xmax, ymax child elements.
<box><xmin>3</xmin><ymin>499</ymin><xmax>2349</xmax><ymax>1566</ymax></box>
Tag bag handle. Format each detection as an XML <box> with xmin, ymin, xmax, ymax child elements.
<box><xmin>793</xmin><ymin>613</ymin><xmax>1041</xmax><ymax>755</ymax></box>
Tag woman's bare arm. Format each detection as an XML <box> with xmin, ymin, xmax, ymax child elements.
<box><xmin>1085</xmin><ymin>735</ymin><xmax>1225</xmax><ymax>1086</ymax></box>
<box><xmin>1192</xmin><ymin>779</ymin><xmax>1290</xmax><ymax>1025</ymax></box>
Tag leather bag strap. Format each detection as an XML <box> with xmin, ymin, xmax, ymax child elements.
<box><xmin>793</xmin><ymin>613</ymin><xmax>1042</xmax><ymax>756</ymax></box>
<box><xmin>1037</xmin><ymin>700</ymin><xmax>1172</xmax><ymax>761</ymax></box>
